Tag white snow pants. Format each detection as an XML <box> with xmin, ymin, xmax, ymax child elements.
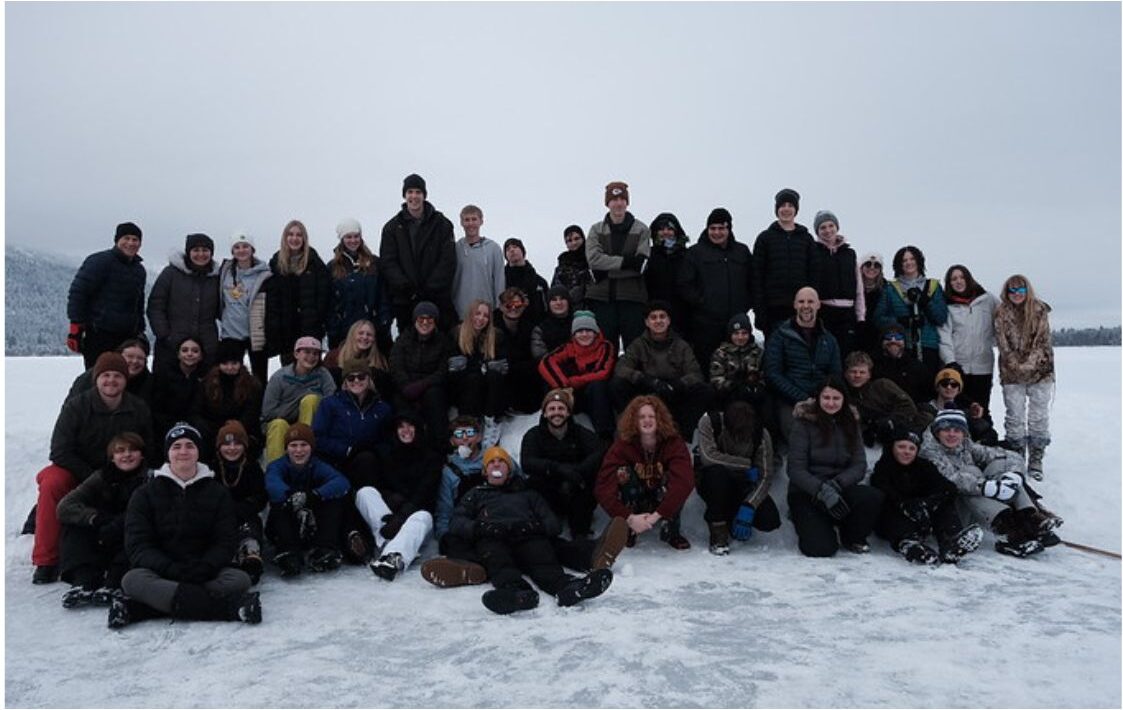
<box><xmin>355</xmin><ymin>487</ymin><xmax>432</xmax><ymax>565</ymax></box>
<box><xmin>1002</xmin><ymin>380</ymin><xmax>1053</xmax><ymax>447</ymax></box>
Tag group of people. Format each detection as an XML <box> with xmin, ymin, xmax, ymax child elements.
<box><xmin>32</xmin><ymin>175</ymin><xmax>1062</xmax><ymax>625</ymax></box>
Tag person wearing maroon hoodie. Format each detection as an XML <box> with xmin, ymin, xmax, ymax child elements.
<box><xmin>537</xmin><ymin>311</ymin><xmax>616</xmax><ymax>440</ymax></box>
<box><xmin>595</xmin><ymin>395</ymin><xmax>695</xmax><ymax>550</ymax></box>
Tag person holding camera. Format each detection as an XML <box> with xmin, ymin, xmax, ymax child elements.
<box><xmin>874</xmin><ymin>245</ymin><xmax>948</xmax><ymax>379</ymax></box>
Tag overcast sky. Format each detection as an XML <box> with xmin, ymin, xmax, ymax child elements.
<box><xmin>6</xmin><ymin>2</ymin><xmax>1120</xmax><ymax>327</ymax></box>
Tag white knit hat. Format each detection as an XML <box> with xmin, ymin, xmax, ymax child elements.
<box><xmin>229</xmin><ymin>231</ymin><xmax>254</xmax><ymax>250</ymax></box>
<box><xmin>336</xmin><ymin>218</ymin><xmax>362</xmax><ymax>239</ymax></box>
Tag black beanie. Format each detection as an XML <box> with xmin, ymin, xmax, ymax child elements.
<box><xmin>503</xmin><ymin>238</ymin><xmax>526</xmax><ymax>257</ymax></box>
<box><xmin>402</xmin><ymin>173</ymin><xmax>427</xmax><ymax>197</ymax></box>
<box><xmin>216</xmin><ymin>338</ymin><xmax>246</xmax><ymax>364</ymax></box>
<box><xmin>185</xmin><ymin>233</ymin><xmax>215</xmax><ymax>253</ymax></box>
<box><xmin>645</xmin><ymin>300</ymin><xmax>673</xmax><ymax>319</ymax></box>
<box><xmin>563</xmin><ymin>224</ymin><xmax>585</xmax><ymax>239</ymax></box>
<box><xmin>114</xmin><ymin>222</ymin><xmax>142</xmax><ymax>243</ymax></box>
<box><xmin>707</xmin><ymin>208</ymin><xmax>733</xmax><ymax>228</ymax></box>
<box><xmin>164</xmin><ymin>421</ymin><xmax>203</xmax><ymax>461</ymax></box>
<box><xmin>774</xmin><ymin>188</ymin><xmax>800</xmax><ymax>214</ymax></box>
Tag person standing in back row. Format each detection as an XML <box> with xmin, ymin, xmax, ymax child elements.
<box><xmin>752</xmin><ymin>189</ymin><xmax>815</xmax><ymax>336</ymax></box>
<box><xmin>380</xmin><ymin>174</ymin><xmax>458</xmax><ymax>332</ymax></box>
<box><xmin>585</xmin><ymin>181</ymin><xmax>650</xmax><ymax>353</ymax></box>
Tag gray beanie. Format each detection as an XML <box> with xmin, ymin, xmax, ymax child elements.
<box><xmin>814</xmin><ymin>210</ymin><xmax>839</xmax><ymax>233</ymax></box>
<box><xmin>412</xmin><ymin>301</ymin><xmax>439</xmax><ymax>321</ymax></box>
<box><xmin>571</xmin><ymin>310</ymin><xmax>600</xmax><ymax>335</ymax></box>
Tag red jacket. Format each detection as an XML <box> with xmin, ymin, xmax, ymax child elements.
<box><xmin>537</xmin><ymin>334</ymin><xmax>616</xmax><ymax>389</ymax></box>
<box><xmin>595</xmin><ymin>435</ymin><xmax>694</xmax><ymax>519</ymax></box>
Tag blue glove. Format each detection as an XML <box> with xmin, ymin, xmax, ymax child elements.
<box><xmin>731</xmin><ymin>505</ymin><xmax>756</xmax><ymax>541</ymax></box>
<box><xmin>745</xmin><ymin>467</ymin><xmax>760</xmax><ymax>483</ymax></box>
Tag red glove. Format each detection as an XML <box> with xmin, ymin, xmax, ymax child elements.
<box><xmin>66</xmin><ymin>323</ymin><xmax>84</xmax><ymax>353</ymax></box>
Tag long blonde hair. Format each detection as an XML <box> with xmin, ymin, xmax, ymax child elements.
<box><xmin>998</xmin><ymin>274</ymin><xmax>1049</xmax><ymax>345</ymax></box>
<box><xmin>276</xmin><ymin>220</ymin><xmax>310</xmax><ymax>276</ymax></box>
<box><xmin>339</xmin><ymin>319</ymin><xmax>388</xmax><ymax>371</ymax></box>
<box><xmin>457</xmin><ymin>300</ymin><xmax>498</xmax><ymax>360</ymax></box>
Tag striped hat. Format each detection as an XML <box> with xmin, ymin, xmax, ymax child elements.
<box><xmin>930</xmin><ymin>409</ymin><xmax>969</xmax><ymax>435</ymax></box>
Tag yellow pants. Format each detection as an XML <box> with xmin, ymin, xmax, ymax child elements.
<box><xmin>264</xmin><ymin>394</ymin><xmax>322</xmax><ymax>464</ymax></box>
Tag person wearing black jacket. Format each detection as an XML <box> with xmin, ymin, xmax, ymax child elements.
<box><xmin>380</xmin><ymin>174</ymin><xmax>458</xmax><ymax>332</ymax></box>
<box><xmin>113</xmin><ymin>422</ymin><xmax>260</xmax><ymax>628</ymax></box>
<box><xmin>64</xmin><ymin>337</ymin><xmax>154</xmax><ymax>409</ymax></box>
<box><xmin>873</xmin><ymin>324</ymin><xmax>932</xmax><ymax>405</ymax></box>
<box><xmin>264</xmin><ymin>220</ymin><xmax>331</xmax><ymax>366</ymax></box>
<box><xmin>551</xmin><ymin>225</ymin><xmax>593</xmax><ymax>309</ymax></box>
<box><xmin>752</xmin><ymin>189</ymin><xmax>815</xmax><ymax>335</ymax></box>
<box><xmin>389</xmin><ymin>301</ymin><xmax>453</xmax><ymax>450</ymax></box>
<box><xmin>503</xmin><ymin>237</ymin><xmax>550</xmax><ymax>327</ymax></box>
<box><xmin>147</xmin><ymin>234</ymin><xmax>222</xmax><ymax>375</ymax></box>
<box><xmin>643</xmin><ymin>212</ymin><xmax>690</xmax><ymax>329</ymax></box>
<box><xmin>519</xmin><ymin>388</ymin><xmax>605</xmax><ymax>538</ymax></box>
<box><xmin>56</xmin><ymin>432</ymin><xmax>150</xmax><ymax>609</ymax></box>
<box><xmin>193</xmin><ymin>339</ymin><xmax>264</xmax><ymax>462</ymax></box>
<box><xmin>496</xmin><ymin>287</ymin><xmax>543</xmax><ymax>414</ymax></box>
<box><xmin>66</xmin><ymin>222</ymin><xmax>147</xmax><ymax>369</ymax></box>
<box><xmin>678</xmin><ymin>208</ymin><xmax>754</xmax><ymax>371</ymax></box>
<box><xmin>870</xmin><ymin>428</ymin><xmax>983</xmax><ymax>565</ymax></box>
<box><xmin>213</xmin><ymin>421</ymin><xmax>268</xmax><ymax>584</ymax></box>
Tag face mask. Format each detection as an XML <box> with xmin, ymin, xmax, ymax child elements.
<box><xmin>457</xmin><ymin>445</ymin><xmax>472</xmax><ymax>459</ymax></box>
<box><xmin>662</xmin><ymin>237</ymin><xmax>677</xmax><ymax>249</ymax></box>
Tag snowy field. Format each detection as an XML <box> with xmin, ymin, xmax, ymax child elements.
<box><xmin>5</xmin><ymin>349</ymin><xmax>1121</xmax><ymax>708</ymax></box>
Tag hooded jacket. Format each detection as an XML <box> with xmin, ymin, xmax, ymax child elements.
<box><xmin>708</xmin><ymin>338</ymin><xmax>765</xmax><ymax>394</ymax></box>
<box><xmin>505</xmin><ymin>261</ymin><xmax>550</xmax><ymax>325</ymax></box>
<box><xmin>218</xmin><ymin>256</ymin><xmax>272</xmax><ymax>349</ymax></box>
<box><xmin>645</xmin><ymin>212</ymin><xmax>691</xmax><ymax>326</ymax></box>
<box><xmin>994</xmin><ymin>300</ymin><xmax>1054</xmax><ymax>385</ymax></box>
<box><xmin>147</xmin><ymin>252</ymin><xmax>222</xmax><ymax>360</ymax></box>
<box><xmin>67</xmin><ymin>246</ymin><xmax>147</xmax><ymax>336</ymax></box>
<box><xmin>551</xmin><ymin>248</ymin><xmax>594</xmax><ymax>307</ymax></box>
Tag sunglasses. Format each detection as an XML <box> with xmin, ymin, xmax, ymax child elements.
<box><xmin>503</xmin><ymin>299</ymin><xmax>528</xmax><ymax>309</ymax></box>
<box><xmin>345</xmin><ymin>373</ymin><xmax>369</xmax><ymax>382</ymax></box>
<box><xmin>883</xmin><ymin>333</ymin><xmax>905</xmax><ymax>342</ymax></box>
<box><xmin>415</xmin><ymin>315</ymin><xmax>436</xmax><ymax>323</ymax></box>
<box><xmin>1007</xmin><ymin>286</ymin><xmax>1027</xmax><ymax>295</ymax></box>
<box><xmin>452</xmin><ymin>427</ymin><xmax>478</xmax><ymax>439</ymax></box>
<box><xmin>862</xmin><ymin>261</ymin><xmax>882</xmax><ymax>269</ymax></box>
<box><xmin>938</xmin><ymin>379</ymin><xmax>961</xmax><ymax>389</ymax></box>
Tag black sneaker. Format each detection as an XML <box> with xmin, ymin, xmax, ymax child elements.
<box><xmin>556</xmin><ymin>569</ymin><xmax>613</xmax><ymax>607</ymax></box>
<box><xmin>895</xmin><ymin>539</ymin><xmax>940</xmax><ymax>566</ymax></box>
<box><xmin>369</xmin><ymin>552</ymin><xmax>405</xmax><ymax>581</ymax></box>
<box><xmin>61</xmin><ymin>586</ymin><xmax>96</xmax><ymax>609</ymax></box>
<box><xmin>107</xmin><ymin>592</ymin><xmax>131</xmax><ymax>629</ymax></box>
<box><xmin>236</xmin><ymin>592</ymin><xmax>262</xmax><ymax>624</ymax></box>
<box><xmin>995</xmin><ymin>538</ymin><xmax>1045</xmax><ymax>558</ymax></box>
<box><xmin>482</xmin><ymin>587</ymin><xmax>540</xmax><ymax>615</ymax></box>
<box><xmin>91</xmin><ymin>587</ymin><xmax>117</xmax><ymax>607</ymax></box>
<box><xmin>32</xmin><ymin>565</ymin><xmax>59</xmax><ymax>585</ymax></box>
<box><xmin>308</xmin><ymin>548</ymin><xmax>343</xmax><ymax>573</ymax></box>
<box><xmin>274</xmin><ymin>551</ymin><xmax>303</xmax><ymax>578</ymax></box>
<box><xmin>659</xmin><ymin>520</ymin><xmax>691</xmax><ymax>550</ymax></box>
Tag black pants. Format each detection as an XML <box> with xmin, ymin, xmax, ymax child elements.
<box><xmin>689</xmin><ymin>320</ymin><xmax>728</xmax><ymax>381</ymax></box>
<box><xmin>476</xmin><ymin>536</ymin><xmax>574</xmax><ymax>596</ymax></box>
<box><xmin>266</xmin><ymin>498</ymin><xmax>346</xmax><ymax>554</ymax></box>
<box><xmin>333</xmin><ymin>450</ymin><xmax>380</xmax><ymax>545</ymax></box>
<box><xmin>527</xmin><ymin>472</ymin><xmax>598</xmax><ymax>538</ymax></box>
<box><xmin>450</xmin><ymin>369</ymin><xmax>505</xmax><ymax>418</ymax></box>
<box><xmin>964</xmin><ymin>373</ymin><xmax>995</xmax><ymax>416</ymax></box>
<box><xmin>610</xmin><ymin>378</ymin><xmax>713</xmax><ymax>441</ymax></box>
<box><xmin>506</xmin><ymin>364</ymin><xmax>544</xmax><ymax>415</ymax></box>
<box><xmin>695</xmin><ymin>464</ymin><xmax>781</xmax><ymax>531</ymax></box>
<box><xmin>587</xmin><ymin>299</ymin><xmax>646</xmax><ymax>356</ymax></box>
<box><xmin>81</xmin><ymin>329</ymin><xmax>133</xmax><ymax>370</ymax></box>
<box><xmin>59</xmin><ymin>524</ymin><xmax>128</xmax><ymax>589</ymax></box>
<box><xmin>787</xmin><ymin>484</ymin><xmax>884</xmax><ymax>558</ymax></box>
<box><xmin>575</xmin><ymin>379</ymin><xmax>616</xmax><ymax>438</ymax></box>
<box><xmin>819</xmin><ymin>305</ymin><xmax>858</xmax><ymax>360</ymax></box>
<box><xmin>876</xmin><ymin>498</ymin><xmax>966</xmax><ymax>552</ymax></box>
<box><xmin>394</xmin><ymin>386</ymin><xmax>449</xmax><ymax>451</ymax></box>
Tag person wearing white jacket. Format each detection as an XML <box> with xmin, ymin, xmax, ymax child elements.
<box><xmin>937</xmin><ymin>264</ymin><xmax>998</xmax><ymax>412</ymax></box>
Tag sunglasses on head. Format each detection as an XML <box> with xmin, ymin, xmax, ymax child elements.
<box><xmin>938</xmin><ymin>379</ymin><xmax>961</xmax><ymax>389</ymax></box>
<box><xmin>345</xmin><ymin>373</ymin><xmax>369</xmax><ymax>382</ymax></box>
<box><xmin>452</xmin><ymin>427</ymin><xmax>478</xmax><ymax>439</ymax></box>
<box><xmin>883</xmin><ymin>332</ymin><xmax>905</xmax><ymax>342</ymax></box>
<box><xmin>1007</xmin><ymin>286</ymin><xmax>1027</xmax><ymax>295</ymax></box>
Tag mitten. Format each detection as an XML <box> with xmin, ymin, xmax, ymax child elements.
<box><xmin>814</xmin><ymin>480</ymin><xmax>851</xmax><ymax>520</ymax></box>
<box><xmin>981</xmin><ymin>478</ymin><xmax>1017</xmax><ymax>502</ymax></box>
<box><xmin>66</xmin><ymin>323</ymin><xmax>84</xmax><ymax>353</ymax></box>
<box><xmin>286</xmin><ymin>491</ymin><xmax>308</xmax><ymax>512</ymax></box>
<box><xmin>448</xmin><ymin>355</ymin><xmax>468</xmax><ymax>372</ymax></box>
<box><xmin>297</xmin><ymin>507</ymin><xmax>318</xmax><ymax>541</ymax></box>
<box><xmin>731</xmin><ymin>505</ymin><xmax>756</xmax><ymax>541</ymax></box>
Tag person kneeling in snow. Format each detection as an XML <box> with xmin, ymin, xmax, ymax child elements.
<box><xmin>448</xmin><ymin>446</ymin><xmax>613</xmax><ymax>615</ymax></box>
<box><xmin>870</xmin><ymin>427</ymin><xmax>982</xmax><ymax>565</ymax></box>
<box><xmin>265</xmin><ymin>424</ymin><xmax>351</xmax><ymax>576</ymax></box>
<box><xmin>112</xmin><ymin>423</ymin><xmax>260</xmax><ymax>628</ymax></box>
<box><xmin>919</xmin><ymin>409</ymin><xmax>1062</xmax><ymax>558</ymax></box>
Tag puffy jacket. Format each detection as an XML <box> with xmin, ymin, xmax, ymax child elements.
<box><xmin>311</xmin><ymin>390</ymin><xmax>393</xmax><ymax>465</ymax></box>
<box><xmin>124</xmin><ymin>466</ymin><xmax>237</xmax><ymax>579</ymax></box>
<box><xmin>994</xmin><ymin>300</ymin><xmax>1054</xmax><ymax>385</ymax></box>
<box><xmin>327</xmin><ymin>252</ymin><xmax>394</xmax><ymax>347</ymax></box>
<box><xmin>786</xmin><ymin>401</ymin><xmax>866</xmax><ymax>497</ymax></box>
<box><xmin>67</xmin><ymin>246</ymin><xmax>147</xmax><ymax>336</ymax></box>
<box><xmin>379</xmin><ymin>201</ymin><xmax>457</xmax><ymax>312</ymax></box>
<box><xmin>450</xmin><ymin>476</ymin><xmax>561</xmax><ymax>541</ymax></box>
<box><xmin>264</xmin><ymin>248</ymin><xmax>331</xmax><ymax>355</ymax></box>
<box><xmin>538</xmin><ymin>333</ymin><xmax>616</xmax><ymax>390</ymax></box>
<box><xmin>615</xmin><ymin>331</ymin><xmax>704</xmax><ymax>388</ymax></box>
<box><xmin>751</xmin><ymin>221</ymin><xmax>815</xmax><ymax>311</ymax></box>
<box><xmin>678</xmin><ymin>231</ymin><xmax>754</xmax><ymax>326</ymax></box>
<box><xmin>644</xmin><ymin>217</ymin><xmax>691</xmax><ymax>327</ymax></box>
<box><xmin>595</xmin><ymin>435</ymin><xmax>694</xmax><ymax>520</ymax></box>
<box><xmin>50</xmin><ymin>389</ymin><xmax>157</xmax><ymax>483</ymax></box>
<box><xmin>147</xmin><ymin>252</ymin><xmax>221</xmax><ymax>361</ymax></box>
<box><xmin>264</xmin><ymin>455</ymin><xmax>350</xmax><ymax>504</ymax></box>
<box><xmin>763</xmin><ymin>319</ymin><xmax>842</xmax><ymax>404</ymax></box>
<box><xmin>938</xmin><ymin>292</ymin><xmax>997</xmax><ymax>376</ymax></box>
<box><xmin>389</xmin><ymin>328</ymin><xmax>452</xmax><ymax>392</ymax></box>
<box><xmin>869</xmin><ymin>447</ymin><xmax>957</xmax><ymax>507</ymax></box>
<box><xmin>874</xmin><ymin>279</ymin><xmax>948</xmax><ymax>352</ymax></box>
<box><xmin>584</xmin><ymin>212</ymin><xmax>650</xmax><ymax>304</ymax></box>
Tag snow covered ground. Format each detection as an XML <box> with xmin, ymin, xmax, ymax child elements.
<box><xmin>5</xmin><ymin>349</ymin><xmax>1121</xmax><ymax>708</ymax></box>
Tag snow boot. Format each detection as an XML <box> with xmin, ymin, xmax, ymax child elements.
<box><xmin>556</xmin><ymin>568</ymin><xmax>613</xmax><ymax>607</ymax></box>
<box><xmin>995</xmin><ymin>537</ymin><xmax>1045</xmax><ymax>558</ymax></box>
<box><xmin>20</xmin><ymin>505</ymin><xmax>36</xmax><ymax>535</ymax></box>
<box><xmin>61</xmin><ymin>585</ymin><xmax>97</xmax><ymax>609</ymax></box>
<box><xmin>894</xmin><ymin>538</ymin><xmax>940</xmax><ymax>565</ymax></box>
<box><xmin>32</xmin><ymin>564</ymin><xmax>59</xmax><ymax>585</ymax></box>
<box><xmin>659</xmin><ymin>517</ymin><xmax>691</xmax><ymax>550</ymax></box>
<box><xmin>421</xmin><ymin>557</ymin><xmax>487</xmax><ymax>588</ymax></box>
<box><xmin>939</xmin><ymin>524</ymin><xmax>984</xmax><ymax>564</ymax></box>
<box><xmin>346</xmin><ymin>530</ymin><xmax>369</xmax><ymax>563</ymax></box>
<box><xmin>1027</xmin><ymin>446</ymin><xmax>1046</xmax><ymax>481</ymax></box>
<box><xmin>843</xmin><ymin>539</ymin><xmax>871</xmax><ymax>554</ymax></box>
<box><xmin>173</xmin><ymin>583</ymin><xmax>261</xmax><ymax>624</ymax></box>
<box><xmin>369</xmin><ymin>552</ymin><xmax>406</xmax><ymax>581</ymax></box>
<box><xmin>308</xmin><ymin>547</ymin><xmax>343</xmax><ymax>573</ymax></box>
<box><xmin>482</xmin><ymin>585</ymin><xmax>540</xmax><ymax>615</ymax></box>
<box><xmin>993</xmin><ymin>510</ymin><xmax>1045</xmax><ymax>558</ymax></box>
<box><xmin>1038</xmin><ymin>531</ymin><xmax>1061</xmax><ymax>548</ymax></box>
<box><xmin>590</xmin><ymin>517</ymin><xmax>629</xmax><ymax>570</ymax></box>
<box><xmin>1018</xmin><ymin>507</ymin><xmax>1062</xmax><ymax>537</ymax></box>
<box><xmin>707</xmin><ymin>521</ymin><xmax>731</xmax><ymax>556</ymax></box>
<box><xmin>91</xmin><ymin>587</ymin><xmax>117</xmax><ymax>607</ymax></box>
<box><xmin>273</xmin><ymin>551</ymin><xmax>303</xmax><ymax>578</ymax></box>
<box><xmin>107</xmin><ymin>591</ymin><xmax>162</xmax><ymax>629</ymax></box>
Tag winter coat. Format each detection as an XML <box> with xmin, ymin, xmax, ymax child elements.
<box><xmin>66</xmin><ymin>366</ymin><xmax>154</xmax><ymax>409</ymax></box>
<box><xmin>595</xmin><ymin>435</ymin><xmax>694</xmax><ymax>520</ymax></box>
<box><xmin>697</xmin><ymin>412</ymin><xmax>773</xmax><ymax>508</ymax></box>
<box><xmin>678</xmin><ymin>230</ymin><xmax>754</xmax><ymax>327</ymax></box>
<box><xmin>214</xmin><ymin>457</ymin><xmax>267</xmax><ymax>527</ymax></box>
<box><xmin>217</xmin><ymin>257</ymin><xmax>272</xmax><ymax>350</ymax></box>
<box><xmin>584</xmin><ymin>212</ymin><xmax>651</xmax><ymax>304</ymax></box>
<box><xmin>311</xmin><ymin>389</ymin><xmax>393</xmax><ymax>465</ymax></box>
<box><xmin>124</xmin><ymin>465</ymin><xmax>237</xmax><ymax>578</ymax></box>
<box><xmin>551</xmin><ymin>248</ymin><xmax>594</xmax><ymax>308</ymax></box>
<box><xmin>850</xmin><ymin>378</ymin><xmax>932</xmax><ymax>440</ymax></box>
<box><xmin>809</xmin><ymin>238</ymin><xmax>864</xmax><ymax>316</ymax></box>
<box><xmin>994</xmin><ymin>300</ymin><xmax>1054</xmax><ymax>385</ymax></box>
<box><xmin>645</xmin><ymin>237</ymin><xmax>691</xmax><ymax>328</ymax></box>
<box><xmin>372</xmin><ymin>436</ymin><xmax>443</xmax><ymax>516</ymax></box>
<box><xmin>874</xmin><ymin>279</ymin><xmax>948</xmax><ymax>352</ymax></box>
<box><xmin>505</xmin><ymin>262</ymin><xmax>550</xmax><ymax>326</ymax></box>
<box><xmin>873</xmin><ymin>352</ymin><xmax>931</xmax><ymax>404</ymax></box>
<box><xmin>938</xmin><ymin>292</ymin><xmax>998</xmax><ymax>376</ymax></box>
<box><xmin>786</xmin><ymin>401</ymin><xmax>867</xmax><ymax>497</ymax></box>
<box><xmin>389</xmin><ymin>328</ymin><xmax>452</xmax><ymax>392</ymax></box>
<box><xmin>50</xmin><ymin>389</ymin><xmax>157</xmax><ymax>483</ymax></box>
<box><xmin>260</xmin><ymin>363</ymin><xmax>336</xmax><ymax>426</ymax></box>
<box><xmin>869</xmin><ymin>448</ymin><xmax>957</xmax><ymax>508</ymax></box>
<box><xmin>919</xmin><ymin>431</ymin><xmax>1023</xmax><ymax>495</ymax></box>
<box><xmin>264</xmin><ymin>454</ymin><xmax>350</xmax><ymax>504</ymax></box>
<box><xmin>192</xmin><ymin>370</ymin><xmax>263</xmax><ymax>452</ymax></box>
<box><xmin>67</xmin><ymin>246</ymin><xmax>147</xmax><ymax>336</ymax></box>
<box><xmin>436</xmin><ymin>450</ymin><xmax>486</xmax><ymax>538</ymax></box>
<box><xmin>531</xmin><ymin>312</ymin><xmax>575</xmax><ymax>361</ymax></box>
<box><xmin>57</xmin><ymin>463</ymin><xmax>150</xmax><ymax>529</ymax></box>
<box><xmin>147</xmin><ymin>253</ymin><xmax>222</xmax><ymax>362</ymax></box>
<box><xmin>615</xmin><ymin>332</ymin><xmax>704</xmax><ymax>388</ymax></box>
<box><xmin>151</xmin><ymin>365</ymin><xmax>206</xmax><ymax>436</ymax></box>
<box><xmin>520</xmin><ymin>418</ymin><xmax>605</xmax><ymax>486</ymax></box>
<box><xmin>496</xmin><ymin>316</ymin><xmax>537</xmax><ymax>378</ymax></box>
<box><xmin>450</xmin><ymin>476</ymin><xmax>561</xmax><ymax>541</ymax></box>
<box><xmin>264</xmin><ymin>248</ymin><xmax>331</xmax><ymax>355</ymax></box>
<box><xmin>452</xmin><ymin>236</ymin><xmax>506</xmax><ymax>320</ymax></box>
<box><xmin>763</xmin><ymin>319</ymin><xmax>843</xmax><ymax>405</ymax></box>
<box><xmin>379</xmin><ymin>201</ymin><xmax>457</xmax><ymax>312</ymax></box>
<box><xmin>708</xmin><ymin>339</ymin><xmax>765</xmax><ymax>395</ymax></box>
<box><xmin>538</xmin><ymin>332</ymin><xmax>616</xmax><ymax>390</ymax></box>
<box><xmin>751</xmin><ymin>221</ymin><xmax>815</xmax><ymax>311</ymax></box>
<box><xmin>327</xmin><ymin>253</ymin><xmax>393</xmax><ymax>347</ymax></box>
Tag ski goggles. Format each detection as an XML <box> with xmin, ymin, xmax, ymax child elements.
<box><xmin>452</xmin><ymin>427</ymin><xmax>478</xmax><ymax>439</ymax></box>
<box><xmin>1007</xmin><ymin>286</ymin><xmax>1027</xmax><ymax>295</ymax></box>
<box><xmin>882</xmin><ymin>332</ymin><xmax>906</xmax><ymax>342</ymax></box>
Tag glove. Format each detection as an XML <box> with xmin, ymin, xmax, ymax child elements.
<box><xmin>900</xmin><ymin>499</ymin><xmax>931</xmax><ymax>528</ymax></box>
<box><xmin>182</xmin><ymin>560</ymin><xmax>217</xmax><ymax>584</ymax></box>
<box><xmin>66</xmin><ymin>323</ymin><xmax>84</xmax><ymax>353</ymax></box>
<box><xmin>401</xmin><ymin>380</ymin><xmax>428</xmax><ymax>401</ymax></box>
<box><xmin>380</xmin><ymin>513</ymin><xmax>405</xmax><ymax>540</ymax></box>
<box><xmin>745</xmin><ymin>467</ymin><xmax>760</xmax><ymax>483</ymax></box>
<box><xmin>296</xmin><ymin>507</ymin><xmax>318</xmax><ymax>541</ymax></box>
<box><xmin>447</xmin><ymin>355</ymin><xmax>468</xmax><ymax>372</ymax></box>
<box><xmin>814</xmin><ymin>480</ymin><xmax>851</xmax><ymax>520</ymax></box>
<box><xmin>620</xmin><ymin>254</ymin><xmax>647</xmax><ymax>272</ymax></box>
<box><xmin>486</xmin><ymin>359</ymin><xmax>509</xmax><ymax>375</ymax></box>
<box><xmin>646</xmin><ymin>377</ymin><xmax>674</xmax><ymax>399</ymax></box>
<box><xmin>509</xmin><ymin>520</ymin><xmax>542</xmax><ymax>538</ymax></box>
<box><xmin>981</xmin><ymin>477</ymin><xmax>1019</xmax><ymax>502</ymax></box>
<box><xmin>731</xmin><ymin>504</ymin><xmax>756</xmax><ymax>541</ymax></box>
<box><xmin>286</xmin><ymin>491</ymin><xmax>308</xmax><ymax>512</ymax></box>
<box><xmin>476</xmin><ymin>521</ymin><xmax>509</xmax><ymax>539</ymax></box>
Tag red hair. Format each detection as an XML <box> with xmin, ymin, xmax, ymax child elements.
<box><xmin>616</xmin><ymin>395</ymin><xmax>679</xmax><ymax>442</ymax></box>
